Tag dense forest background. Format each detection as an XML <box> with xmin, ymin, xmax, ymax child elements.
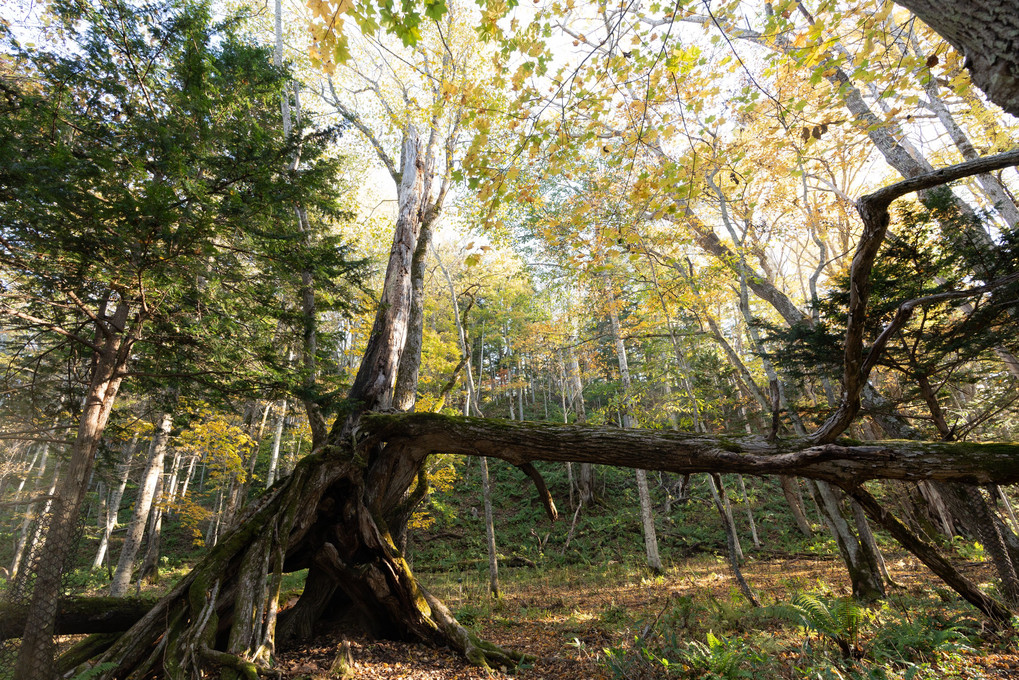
<box><xmin>2</xmin><ymin>0</ymin><xmax>1019</xmax><ymax>678</ymax></box>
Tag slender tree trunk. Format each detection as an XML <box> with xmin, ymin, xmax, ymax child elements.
<box><xmin>10</xmin><ymin>459</ymin><xmax>59</xmax><ymax>580</ymax></box>
<box><xmin>604</xmin><ymin>276</ymin><xmax>662</xmax><ymax>572</ymax></box>
<box><xmin>710</xmin><ymin>474</ymin><xmax>759</xmax><ymax>605</ymax></box>
<box><xmin>110</xmin><ymin>413</ymin><xmax>172</xmax><ymax>597</ymax></box>
<box><xmin>177</xmin><ymin>453</ymin><xmax>198</xmax><ymax>505</ymax></box>
<box><xmin>736</xmin><ymin>475</ymin><xmax>761</xmax><ymax>549</ymax></box>
<box><xmin>206</xmin><ymin>488</ymin><xmax>224</xmax><ymax>548</ymax></box>
<box><xmin>93</xmin><ymin>435</ymin><xmax>137</xmax><ymax>569</ymax></box>
<box><xmin>781</xmin><ymin>477</ymin><xmax>813</xmax><ymax>536</ymax></box>
<box><xmin>480</xmin><ymin>457</ymin><xmax>499</xmax><ymax>598</ymax></box>
<box><xmin>712</xmin><ymin>475</ymin><xmax>745</xmax><ymax>563</ymax></box>
<box><xmin>567</xmin><ymin>345</ymin><xmax>594</xmax><ymax>506</ymax></box>
<box><xmin>810</xmin><ymin>480</ymin><xmax>885</xmax><ymax>601</ymax></box>
<box><xmin>998</xmin><ymin>487</ymin><xmax>1019</xmax><ymax>532</ymax></box>
<box><xmin>266</xmin><ymin>400</ymin><xmax>288</xmax><ymax>488</ymax></box>
<box><xmin>138</xmin><ymin>462</ymin><xmax>166</xmax><ymax>587</ymax></box>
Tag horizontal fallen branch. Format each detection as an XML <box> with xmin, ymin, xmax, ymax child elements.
<box><xmin>363</xmin><ymin>412</ymin><xmax>1019</xmax><ymax>486</ymax></box>
<box><xmin>0</xmin><ymin>597</ymin><xmax>154</xmax><ymax>641</ymax></box>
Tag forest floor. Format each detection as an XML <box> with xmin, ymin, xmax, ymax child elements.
<box><xmin>273</xmin><ymin>552</ymin><xmax>1019</xmax><ymax>680</ymax></box>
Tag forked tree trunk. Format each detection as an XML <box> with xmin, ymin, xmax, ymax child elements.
<box><xmin>93</xmin><ymin>423</ymin><xmax>524</xmax><ymax>678</ymax></box>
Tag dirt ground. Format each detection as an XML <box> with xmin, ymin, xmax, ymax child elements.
<box><xmin>274</xmin><ymin>554</ymin><xmax>1019</xmax><ymax>680</ymax></box>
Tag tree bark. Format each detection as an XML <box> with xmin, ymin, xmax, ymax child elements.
<box><xmin>366</xmin><ymin>412</ymin><xmax>1019</xmax><ymax>486</ymax></box>
<box><xmin>16</xmin><ymin>301</ymin><xmax>133</xmax><ymax>680</ymax></box>
<box><xmin>781</xmin><ymin>476</ymin><xmax>813</xmax><ymax>536</ymax></box>
<box><xmin>346</xmin><ymin>130</ymin><xmax>424</xmax><ymax>416</ymax></box>
<box><xmin>138</xmin><ymin>463</ymin><xmax>166</xmax><ymax>587</ymax></box>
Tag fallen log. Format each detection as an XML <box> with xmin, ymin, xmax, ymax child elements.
<box><xmin>0</xmin><ymin>597</ymin><xmax>153</xmax><ymax>641</ymax></box>
<box><xmin>364</xmin><ymin>412</ymin><xmax>1019</xmax><ymax>486</ymax></box>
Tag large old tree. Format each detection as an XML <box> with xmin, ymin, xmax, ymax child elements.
<box><xmin>9</xmin><ymin>1</ymin><xmax>1019</xmax><ymax>678</ymax></box>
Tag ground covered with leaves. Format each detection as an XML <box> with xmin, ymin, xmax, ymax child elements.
<box><xmin>274</xmin><ymin>554</ymin><xmax>1019</xmax><ymax>680</ymax></box>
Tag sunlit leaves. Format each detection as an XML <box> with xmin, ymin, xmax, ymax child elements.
<box><xmin>176</xmin><ymin>414</ymin><xmax>255</xmax><ymax>490</ymax></box>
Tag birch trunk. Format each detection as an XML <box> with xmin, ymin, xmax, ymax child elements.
<box><xmin>605</xmin><ymin>277</ymin><xmax>662</xmax><ymax>572</ymax></box>
<box><xmin>110</xmin><ymin>412</ymin><xmax>172</xmax><ymax>597</ymax></box>
<box><xmin>93</xmin><ymin>435</ymin><xmax>137</xmax><ymax>569</ymax></box>
<box><xmin>266</xmin><ymin>400</ymin><xmax>287</xmax><ymax>488</ymax></box>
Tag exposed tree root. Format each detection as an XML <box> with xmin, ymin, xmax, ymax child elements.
<box><xmin>87</xmin><ymin>435</ymin><xmax>526</xmax><ymax>679</ymax></box>
<box><xmin>56</xmin><ymin>633</ymin><xmax>121</xmax><ymax>675</ymax></box>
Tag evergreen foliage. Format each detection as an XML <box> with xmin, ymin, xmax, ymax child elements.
<box><xmin>0</xmin><ymin>0</ymin><xmax>364</xmax><ymax>418</ymax></box>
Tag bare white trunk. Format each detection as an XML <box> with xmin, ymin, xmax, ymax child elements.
<box><xmin>93</xmin><ymin>435</ymin><xmax>137</xmax><ymax>569</ymax></box>
<box><xmin>266</xmin><ymin>400</ymin><xmax>288</xmax><ymax>488</ymax></box>
<box><xmin>605</xmin><ymin>277</ymin><xmax>662</xmax><ymax>572</ymax></box>
<box><xmin>110</xmin><ymin>413</ymin><xmax>172</xmax><ymax>597</ymax></box>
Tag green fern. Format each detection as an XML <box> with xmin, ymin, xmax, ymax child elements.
<box><xmin>870</xmin><ymin>611</ymin><xmax>974</xmax><ymax>664</ymax></box>
<box><xmin>775</xmin><ymin>593</ymin><xmax>870</xmax><ymax>659</ymax></box>
<box><xmin>70</xmin><ymin>662</ymin><xmax>118</xmax><ymax>680</ymax></box>
<box><xmin>677</xmin><ymin>632</ymin><xmax>757</xmax><ymax>679</ymax></box>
